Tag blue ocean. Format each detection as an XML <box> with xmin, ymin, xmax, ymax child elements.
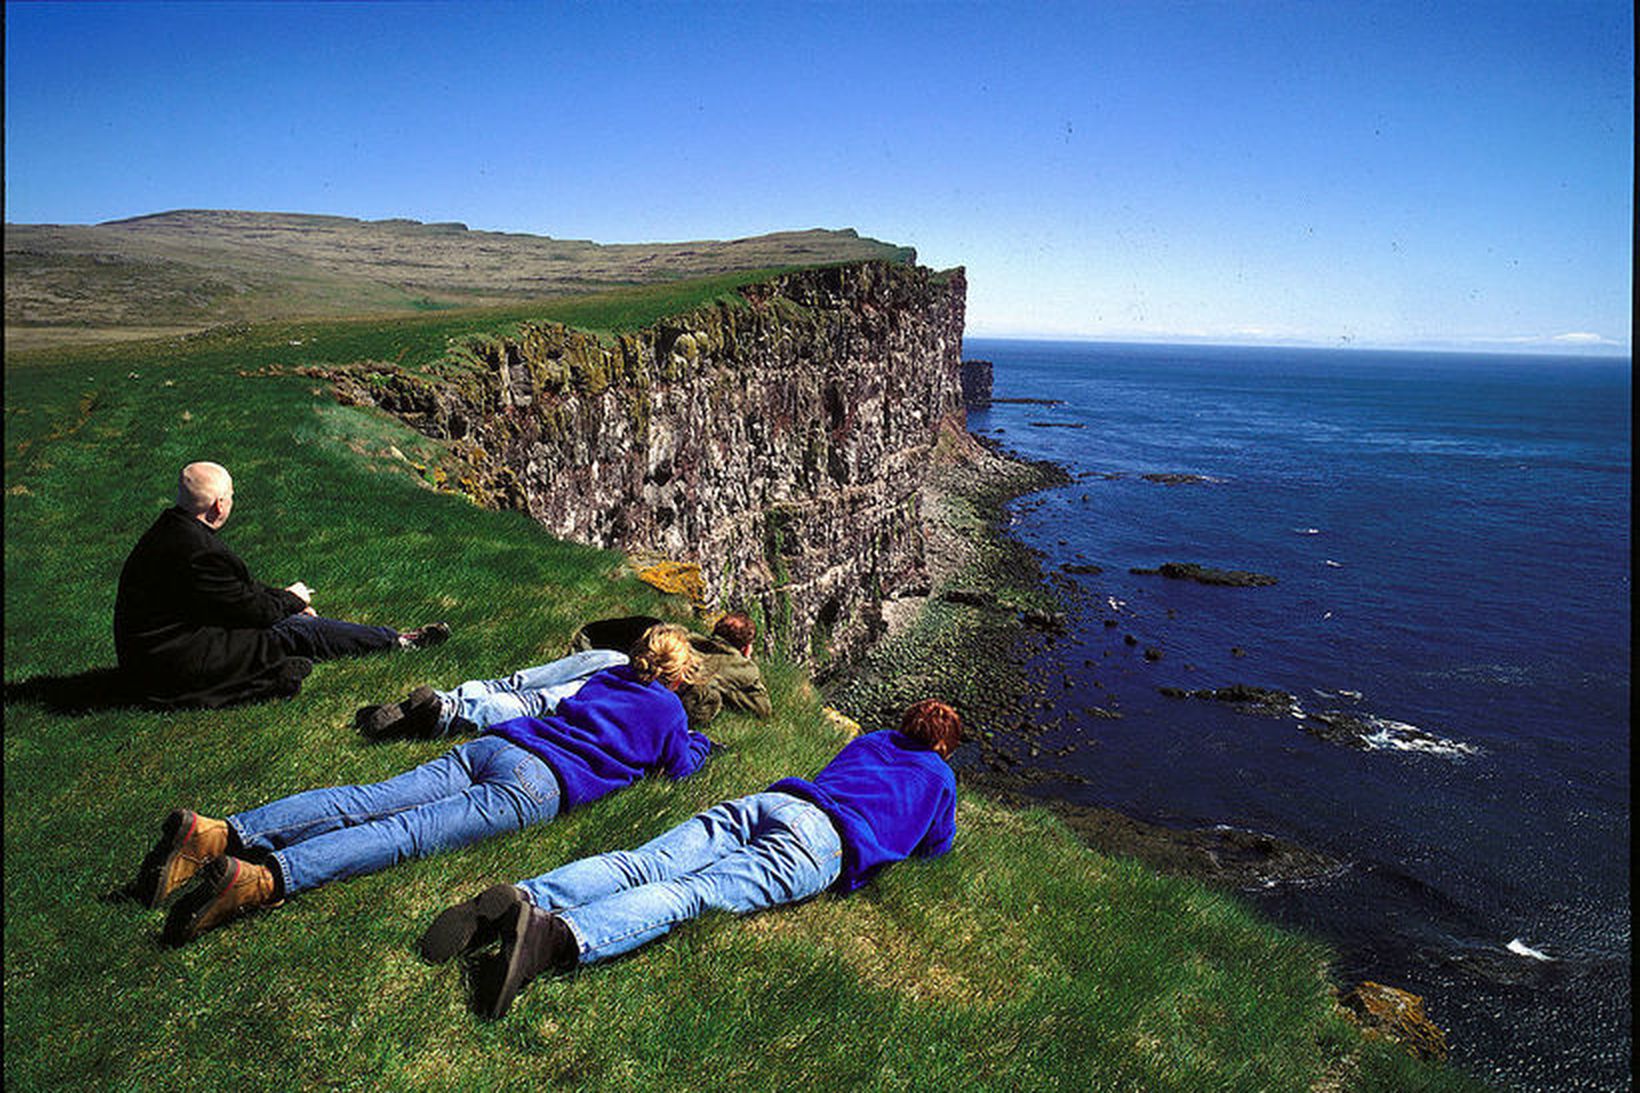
<box><xmin>962</xmin><ymin>339</ymin><xmax>1630</xmax><ymax>1091</ymax></box>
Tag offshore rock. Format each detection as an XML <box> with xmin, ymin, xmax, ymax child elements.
<box><xmin>1159</xmin><ymin>683</ymin><xmax>1301</xmax><ymax>716</ymax></box>
<box><xmin>327</xmin><ymin>261</ymin><xmax>965</xmax><ymax>670</ymax></box>
<box><xmin>1140</xmin><ymin>472</ymin><xmax>1217</xmax><ymax>486</ymax></box>
<box><xmin>1131</xmin><ymin>562</ymin><xmax>1278</xmax><ymax>587</ymax></box>
<box><xmin>1302</xmin><ymin>710</ymin><xmax>1384</xmax><ymax>749</ymax></box>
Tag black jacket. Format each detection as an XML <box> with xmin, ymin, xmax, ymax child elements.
<box><xmin>113</xmin><ymin>507</ymin><xmax>308</xmax><ymax>707</ymax></box>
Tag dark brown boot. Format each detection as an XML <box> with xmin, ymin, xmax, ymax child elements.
<box><xmin>356</xmin><ymin>685</ymin><xmax>443</xmax><ymax>739</ymax></box>
<box><xmin>484</xmin><ymin>903</ymin><xmax>577</xmax><ymax>1018</ymax></box>
<box><xmin>134</xmin><ymin>809</ymin><xmax>230</xmax><ymax>909</ymax></box>
<box><xmin>164</xmin><ymin>855</ymin><xmax>281</xmax><ymax>944</ymax></box>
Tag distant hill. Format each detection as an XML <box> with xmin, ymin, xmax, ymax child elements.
<box><xmin>3</xmin><ymin>210</ymin><xmax>915</xmax><ymax>351</ymax></box>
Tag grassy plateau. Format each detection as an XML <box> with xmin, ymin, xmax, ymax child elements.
<box><xmin>3</xmin><ymin>277</ymin><xmax>1485</xmax><ymax>1091</ymax></box>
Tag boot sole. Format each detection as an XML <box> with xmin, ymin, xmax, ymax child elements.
<box><xmin>164</xmin><ymin>855</ymin><xmax>237</xmax><ymax>945</ymax></box>
<box><xmin>404</xmin><ymin>624</ymin><xmax>450</xmax><ymax>650</ymax></box>
<box><xmin>419</xmin><ymin>884</ymin><xmax>524</xmax><ymax>964</ymax></box>
<box><xmin>359</xmin><ymin>686</ymin><xmax>441</xmax><ymax>739</ymax></box>
<box><xmin>136</xmin><ymin>809</ymin><xmax>196</xmax><ymax>909</ymax></box>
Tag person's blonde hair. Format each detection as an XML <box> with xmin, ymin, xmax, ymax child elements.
<box><xmin>628</xmin><ymin>623</ymin><xmax>701</xmax><ymax>688</ymax></box>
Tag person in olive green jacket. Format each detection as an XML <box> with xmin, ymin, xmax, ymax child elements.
<box><xmin>569</xmin><ymin>612</ymin><xmax>771</xmax><ymax>726</ymax></box>
<box><xmin>677</xmin><ymin>611</ymin><xmax>772</xmax><ymax>725</ymax></box>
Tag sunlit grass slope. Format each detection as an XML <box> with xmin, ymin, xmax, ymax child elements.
<box><xmin>3</xmin><ymin>279</ymin><xmax>1483</xmax><ymax>1091</ymax></box>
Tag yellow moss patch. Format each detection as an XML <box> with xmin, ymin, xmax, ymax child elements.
<box><xmin>821</xmin><ymin>706</ymin><xmax>861</xmax><ymax>741</ymax></box>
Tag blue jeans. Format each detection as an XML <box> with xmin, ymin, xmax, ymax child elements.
<box><xmin>229</xmin><ymin>736</ymin><xmax>561</xmax><ymax>895</ymax></box>
<box><xmin>519</xmin><ymin>792</ymin><xmax>843</xmax><ymax>964</ymax></box>
<box><xmin>270</xmin><ymin>613</ymin><xmax>399</xmax><ymax>661</ymax></box>
<box><xmin>433</xmin><ymin>649</ymin><xmax>628</xmax><ymax>735</ymax></box>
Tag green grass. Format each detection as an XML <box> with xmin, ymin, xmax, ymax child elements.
<box><xmin>3</xmin><ymin>283</ymin><xmax>1485</xmax><ymax>1091</ymax></box>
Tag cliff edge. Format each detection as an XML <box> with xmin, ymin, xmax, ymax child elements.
<box><xmin>330</xmin><ymin>261</ymin><xmax>966</xmax><ymax>669</ymax></box>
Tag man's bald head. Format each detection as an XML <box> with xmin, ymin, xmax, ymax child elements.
<box><xmin>177</xmin><ymin>462</ymin><xmax>234</xmax><ymax>526</ymax></box>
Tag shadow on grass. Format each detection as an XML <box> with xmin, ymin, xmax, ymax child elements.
<box><xmin>100</xmin><ymin>880</ymin><xmax>148</xmax><ymax>907</ymax></box>
<box><xmin>6</xmin><ymin>664</ymin><xmax>316</xmax><ymax>716</ymax></box>
<box><xmin>465</xmin><ymin>951</ymin><xmax>508</xmax><ymax>1019</ymax></box>
<box><xmin>5</xmin><ymin>667</ymin><xmax>136</xmax><ymax>714</ymax></box>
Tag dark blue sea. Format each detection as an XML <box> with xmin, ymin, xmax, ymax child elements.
<box><xmin>963</xmin><ymin>339</ymin><xmax>1631</xmax><ymax>1091</ymax></box>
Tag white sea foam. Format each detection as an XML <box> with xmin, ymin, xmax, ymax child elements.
<box><xmin>1246</xmin><ymin>858</ymin><xmax>1354</xmax><ymax>891</ymax></box>
<box><xmin>1506</xmin><ymin>938</ymin><xmax>1554</xmax><ymax>961</ymax></box>
<box><xmin>1358</xmin><ymin>716</ymin><xmax>1481</xmax><ymax>757</ymax></box>
<box><xmin>1293</xmin><ymin>527</ymin><xmax>1321</xmax><ymax>535</ymax></box>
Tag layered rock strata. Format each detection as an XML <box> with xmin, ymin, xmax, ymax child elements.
<box><xmin>335</xmin><ymin>262</ymin><xmax>966</xmax><ymax>669</ymax></box>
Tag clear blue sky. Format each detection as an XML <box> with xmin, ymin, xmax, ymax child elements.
<box><xmin>4</xmin><ymin>1</ymin><xmax>1632</xmax><ymax>351</ymax></box>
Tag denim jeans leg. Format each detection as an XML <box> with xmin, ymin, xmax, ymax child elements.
<box><xmin>547</xmin><ymin>794</ymin><xmax>842</xmax><ymax>964</ymax></box>
<box><xmin>519</xmin><ymin>791</ymin><xmax>774</xmax><ymax>911</ymax></box>
<box><xmin>269</xmin><ymin>614</ymin><xmax>399</xmax><ymax>661</ymax></box>
<box><xmin>434</xmin><ymin>649</ymin><xmax>628</xmax><ymax>733</ymax></box>
<box><xmin>230</xmin><ymin>737</ymin><xmax>560</xmax><ymax>894</ymax></box>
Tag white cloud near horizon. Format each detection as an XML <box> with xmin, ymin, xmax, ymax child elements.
<box><xmin>1480</xmin><ymin>332</ymin><xmax>1629</xmax><ymax>348</ymax></box>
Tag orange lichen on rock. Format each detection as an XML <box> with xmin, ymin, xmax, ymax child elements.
<box><xmin>1335</xmin><ymin>981</ymin><xmax>1449</xmax><ymax>1061</ymax></box>
<box><xmin>637</xmin><ymin>560</ymin><xmax>705</xmax><ymax>604</ymax></box>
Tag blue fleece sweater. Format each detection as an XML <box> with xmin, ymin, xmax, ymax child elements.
<box><xmin>486</xmin><ymin>665</ymin><xmax>711</xmax><ymax>809</ymax></box>
<box><xmin>769</xmin><ymin>730</ymin><xmax>957</xmax><ymax>893</ymax></box>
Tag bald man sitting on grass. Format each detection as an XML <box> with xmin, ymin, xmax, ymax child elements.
<box><xmin>113</xmin><ymin>461</ymin><xmax>448</xmax><ymax>709</ymax></box>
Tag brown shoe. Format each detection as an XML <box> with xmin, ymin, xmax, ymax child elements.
<box><xmin>484</xmin><ymin>902</ymin><xmax>578</xmax><ymax>1019</ymax></box>
<box><xmin>134</xmin><ymin>809</ymin><xmax>230</xmax><ymax>909</ymax></box>
<box><xmin>398</xmin><ymin>623</ymin><xmax>450</xmax><ymax>650</ymax></box>
<box><xmin>419</xmin><ymin>883</ymin><xmax>528</xmax><ymax>964</ymax></box>
<box><xmin>164</xmin><ymin>855</ymin><xmax>281</xmax><ymax>944</ymax></box>
<box><xmin>356</xmin><ymin>685</ymin><xmax>444</xmax><ymax>739</ymax></box>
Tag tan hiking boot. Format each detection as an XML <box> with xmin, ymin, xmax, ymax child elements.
<box><xmin>164</xmin><ymin>855</ymin><xmax>282</xmax><ymax>944</ymax></box>
<box><xmin>134</xmin><ymin>809</ymin><xmax>230</xmax><ymax>908</ymax></box>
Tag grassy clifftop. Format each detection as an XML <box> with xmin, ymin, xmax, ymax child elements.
<box><xmin>3</xmin><ymin>210</ymin><xmax>914</xmax><ymax>353</ymax></box>
<box><xmin>3</xmin><ymin>277</ymin><xmax>1481</xmax><ymax>1090</ymax></box>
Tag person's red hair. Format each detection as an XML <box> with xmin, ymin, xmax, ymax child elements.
<box><xmin>712</xmin><ymin>611</ymin><xmax>756</xmax><ymax>650</ymax></box>
<box><xmin>900</xmin><ymin>699</ymin><xmax>962</xmax><ymax>755</ymax></box>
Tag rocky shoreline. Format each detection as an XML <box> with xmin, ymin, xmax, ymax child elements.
<box><xmin>826</xmin><ymin>424</ymin><xmax>1336</xmax><ymax>890</ymax></box>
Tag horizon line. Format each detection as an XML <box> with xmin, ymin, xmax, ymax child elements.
<box><xmin>962</xmin><ymin>331</ymin><xmax>1632</xmax><ymax>358</ymax></box>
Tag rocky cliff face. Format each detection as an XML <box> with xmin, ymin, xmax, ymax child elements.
<box><xmin>961</xmin><ymin>359</ymin><xmax>993</xmax><ymax>409</ymax></box>
<box><xmin>337</xmin><ymin>262</ymin><xmax>967</xmax><ymax>669</ymax></box>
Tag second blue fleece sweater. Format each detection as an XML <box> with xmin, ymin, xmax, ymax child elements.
<box><xmin>486</xmin><ymin>665</ymin><xmax>711</xmax><ymax>808</ymax></box>
<box><xmin>770</xmin><ymin>730</ymin><xmax>957</xmax><ymax>893</ymax></box>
